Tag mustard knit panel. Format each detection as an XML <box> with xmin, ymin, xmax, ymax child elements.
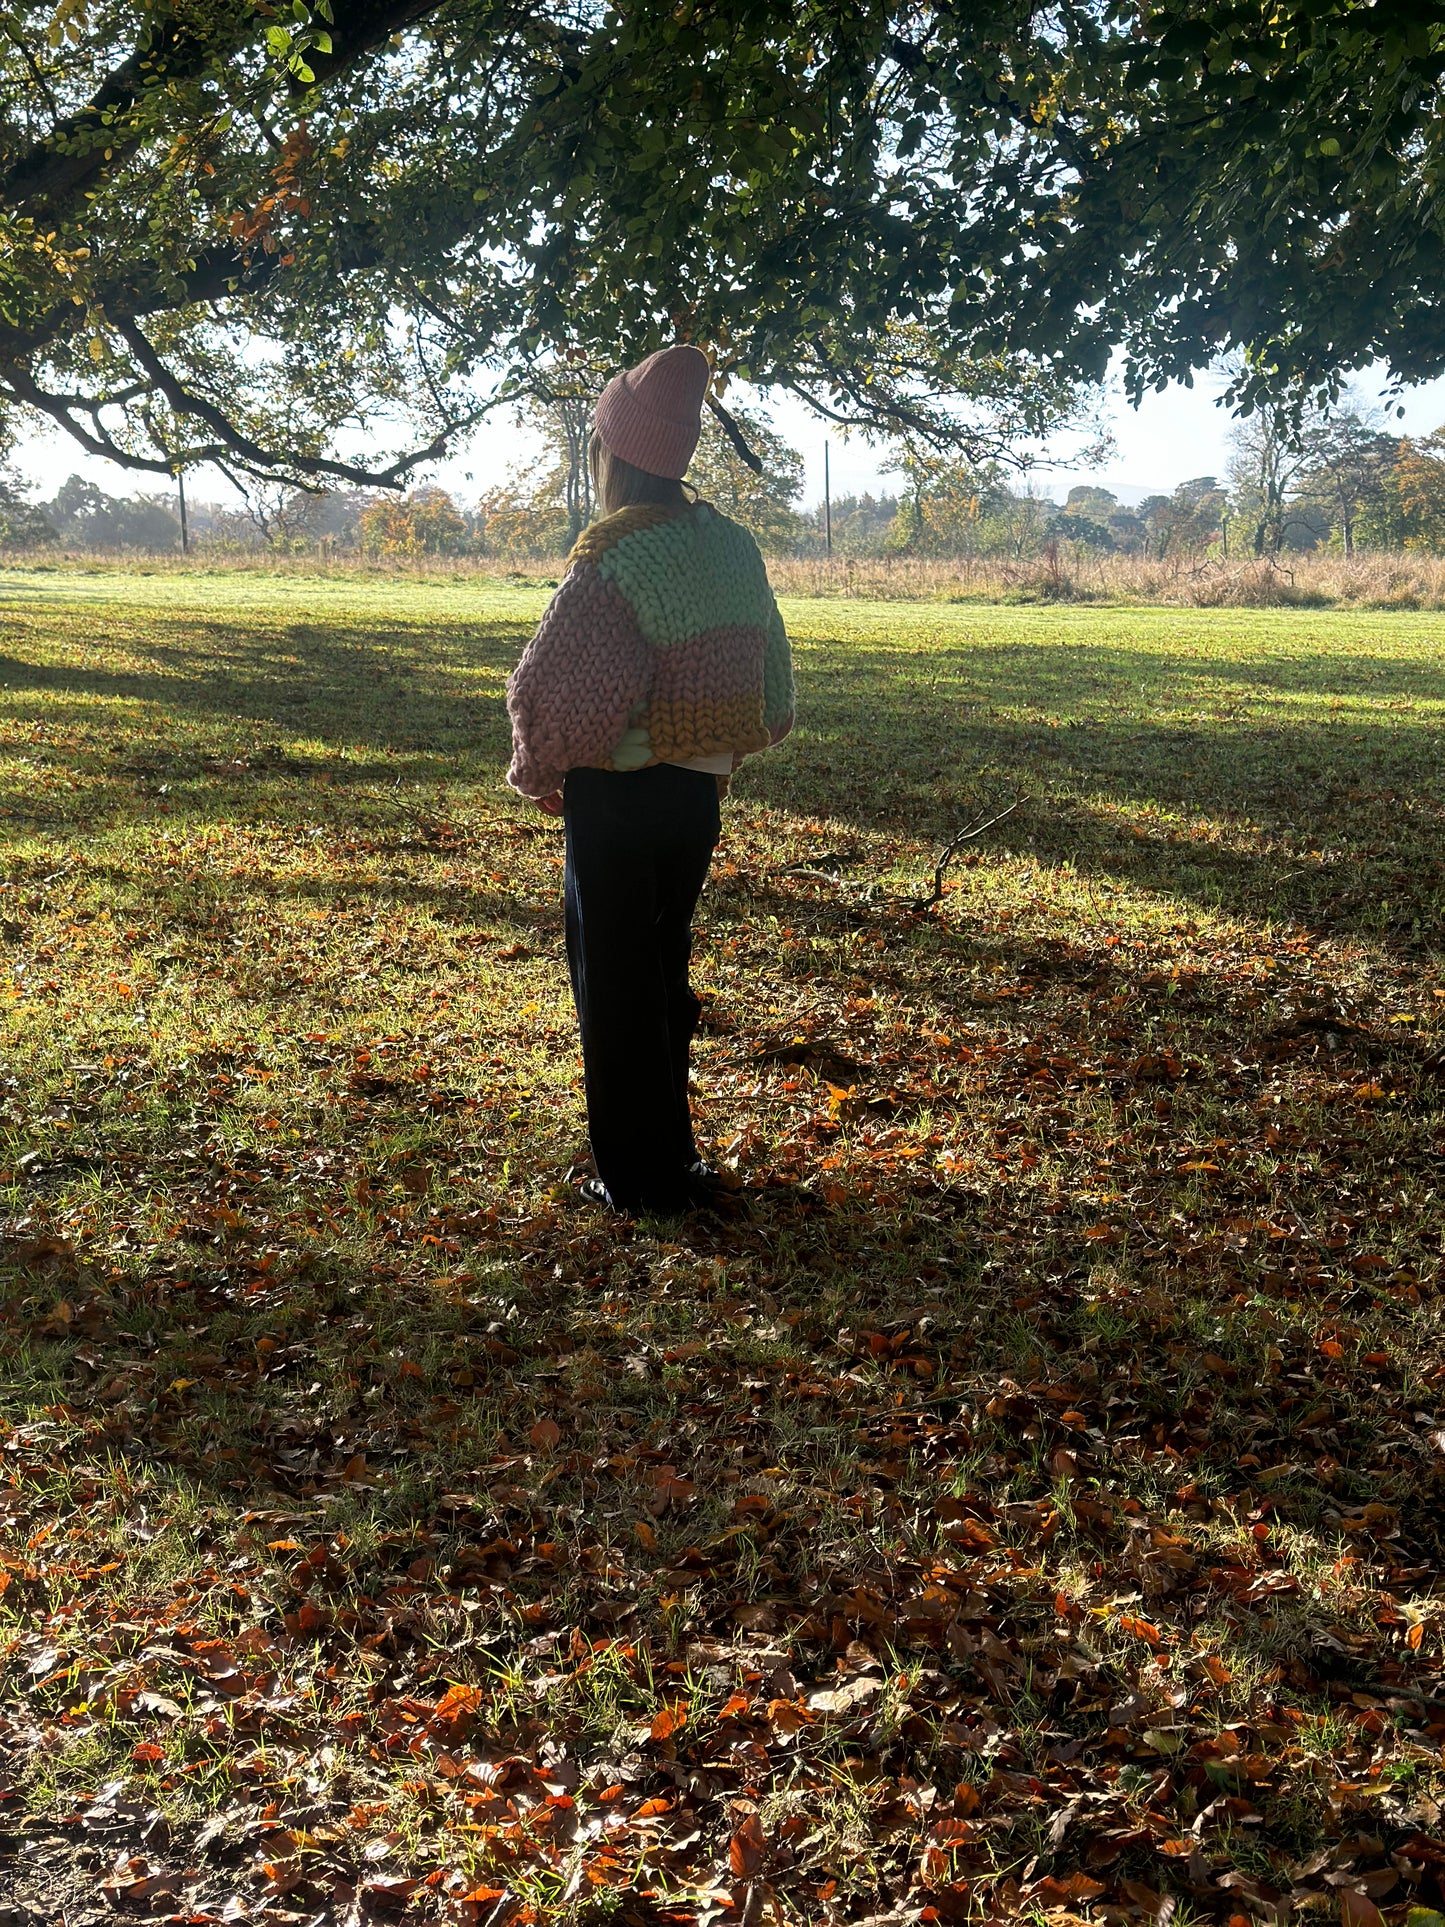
<box><xmin>648</xmin><ymin>699</ymin><xmax>769</xmax><ymax>763</ymax></box>
<box><xmin>567</xmin><ymin>503</ymin><xmax>677</xmax><ymax>568</ymax></box>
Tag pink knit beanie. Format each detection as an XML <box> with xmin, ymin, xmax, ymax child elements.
<box><xmin>593</xmin><ymin>344</ymin><xmax>711</xmax><ymax>479</ymax></box>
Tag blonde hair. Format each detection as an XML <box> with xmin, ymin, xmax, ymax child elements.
<box><xmin>588</xmin><ymin>431</ymin><xmax>691</xmax><ymax>516</ymax></box>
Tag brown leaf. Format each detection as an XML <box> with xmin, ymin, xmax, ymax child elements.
<box><xmin>1119</xmin><ymin>1613</ymin><xmax>1162</xmax><ymax>1645</ymax></box>
<box><xmin>1064</xmin><ymin>1872</ymin><xmax>1109</xmax><ymax>1901</ymax></box>
<box><xmin>101</xmin><ymin>1871</ymin><xmax>181</xmax><ymax>1903</ymax></box>
<box><xmin>929</xmin><ymin>1817</ymin><xmax>976</xmax><ymax>1845</ymax></box>
<box><xmin>1121</xmin><ymin>1880</ymin><xmax>1168</xmax><ymax>1915</ymax></box>
<box><xmin>432</xmin><ymin>1683</ymin><xmax>483</xmax><ymax>1731</ymax></box>
<box><xmin>768</xmin><ymin>1696</ymin><xmax>814</xmax><ymax>1733</ymax></box>
<box><xmin>1341</xmin><ymin>1892</ymin><xmax>1387</xmax><ymax>1927</ymax></box>
<box><xmin>650</xmin><ymin>1700</ymin><xmax>687</xmax><ymax>1741</ymax></box>
<box><xmin>729</xmin><ymin>1811</ymin><xmax>766</xmax><ymax>1878</ymax></box>
<box><xmin>731</xmin><ymin>1604</ymin><xmax>779</xmax><ymax>1632</ymax></box>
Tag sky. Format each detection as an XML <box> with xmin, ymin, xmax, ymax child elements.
<box><xmin>12</xmin><ymin>359</ymin><xmax>1445</xmax><ymax>514</ymax></box>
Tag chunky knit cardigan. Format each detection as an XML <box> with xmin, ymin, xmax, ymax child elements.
<box><xmin>506</xmin><ymin>501</ymin><xmax>794</xmax><ymax>799</ymax></box>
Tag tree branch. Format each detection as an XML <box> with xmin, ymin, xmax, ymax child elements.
<box><xmin>5</xmin><ymin>338</ymin><xmax>494</xmax><ymax>490</ymax></box>
<box><xmin>2</xmin><ymin>22</ymin><xmax>62</xmax><ymax>123</ymax></box>
<box><xmin>706</xmin><ymin>396</ymin><xmax>764</xmax><ymax>473</ymax></box>
<box><xmin>115</xmin><ymin>319</ymin><xmax>489</xmax><ymax>486</ymax></box>
<box><xmin>0</xmin><ymin>15</ymin><xmax>225</xmax><ymax>221</ymax></box>
<box><xmin>3</xmin><ymin>363</ymin><xmax>218</xmax><ymax>475</ymax></box>
<box><xmin>777</xmin><ymin>372</ymin><xmax>953</xmax><ymax>444</ymax></box>
<box><xmin>0</xmin><ymin>214</ymin><xmax>397</xmax><ymax>363</ymax></box>
<box><xmin>0</xmin><ymin>0</ymin><xmax>449</xmax><ymax>224</ymax></box>
<box><xmin>293</xmin><ymin>0</ymin><xmax>450</xmax><ymax>90</ymax></box>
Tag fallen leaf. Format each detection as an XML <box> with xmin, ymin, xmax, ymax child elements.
<box><xmin>1342</xmin><ymin>1891</ymin><xmax>1387</xmax><ymax>1927</ymax></box>
<box><xmin>730</xmin><ymin>1811</ymin><xmax>766</xmax><ymax>1878</ymax></box>
<box><xmin>650</xmin><ymin>1700</ymin><xmax>687</xmax><ymax>1741</ymax></box>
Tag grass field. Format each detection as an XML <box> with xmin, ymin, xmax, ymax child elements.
<box><xmin>1</xmin><ymin>567</ymin><xmax>1444</xmax><ymax>1926</ymax></box>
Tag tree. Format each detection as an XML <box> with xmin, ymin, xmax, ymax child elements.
<box><xmin>882</xmin><ymin>452</ymin><xmax>1069</xmax><ymax>560</ymax></box>
<box><xmin>474</xmin><ymin>474</ymin><xmax>570</xmax><ymax>562</ymax></box>
<box><xmin>1293</xmin><ymin>412</ymin><xmax>1401</xmax><ymax>555</ymax></box>
<box><xmin>517</xmin><ymin>359</ymin><xmax>608</xmax><ymax>550</ymax></box>
<box><xmin>1102</xmin><ymin>510</ymin><xmax>1147</xmax><ymax>555</ymax></box>
<box><xmin>686</xmin><ymin>407</ymin><xmax>805</xmax><ymax>554</ymax></box>
<box><xmin>1227</xmin><ymin>400</ymin><xmax>1322</xmax><ymax>558</ymax></box>
<box><xmin>883</xmin><ymin>450</ymin><xmax>990</xmax><ymax>558</ymax></box>
<box><xmin>0</xmin><ymin>1</ymin><xmax>1124</xmax><ymax>496</ymax></box>
<box><xmin>1131</xmin><ymin>480</ymin><xmax>1226</xmax><ymax>560</ymax></box>
<box><xmin>1056</xmin><ymin>485</ymin><xmax>1165</xmax><ymax>553</ymax></box>
<box><xmin>45</xmin><ymin>475</ymin><xmax>180</xmax><ymax>549</ymax></box>
<box><xmin>980</xmin><ymin>488</ymin><xmax>1060</xmax><ymax>562</ymax></box>
<box><xmin>292</xmin><ymin>489</ymin><xmax>373</xmax><ymax>549</ymax></box>
<box><xmin>1026</xmin><ymin>0</ymin><xmax>1445</xmax><ymax>415</ymax></box>
<box><xmin>16</xmin><ymin>0</ymin><xmax>1444</xmax><ymax>499</ymax></box>
<box><xmin>0</xmin><ymin>467</ymin><xmax>55</xmax><ymax>547</ymax></box>
<box><xmin>478</xmin><ymin>393</ymin><xmax>805</xmax><ymax>556</ymax></box>
<box><xmin>217</xmin><ymin>479</ymin><xmax>350</xmax><ymax>550</ymax></box>
<box><xmin>1171</xmin><ymin>477</ymin><xmax>1227</xmax><ymax>556</ymax></box>
<box><xmin>813</xmin><ymin>492</ymin><xmax>901</xmax><ymax>557</ymax></box>
<box><xmin>1393</xmin><ymin>432</ymin><xmax>1445</xmax><ymax>552</ymax></box>
<box><xmin>1061</xmin><ymin>486</ymin><xmax>1120</xmax><ymax>525</ymax></box>
<box><xmin>358</xmin><ymin>487</ymin><xmax>470</xmax><ymax>557</ymax></box>
<box><xmin>1048</xmin><ymin>511</ymin><xmax>1115</xmax><ymax>553</ymax></box>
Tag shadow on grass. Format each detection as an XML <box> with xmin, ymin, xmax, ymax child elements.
<box><xmin>0</xmin><ymin>607</ymin><xmax>522</xmax><ymax>752</ymax></box>
<box><xmin>741</xmin><ymin>638</ymin><xmax>1445</xmax><ymax>945</ymax></box>
<box><xmin>4</xmin><ymin>615</ymin><xmax>1444</xmax><ymax>945</ymax></box>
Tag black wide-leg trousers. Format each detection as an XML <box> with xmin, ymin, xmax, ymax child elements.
<box><xmin>562</xmin><ymin>764</ymin><xmax>721</xmax><ymax>1213</ymax></box>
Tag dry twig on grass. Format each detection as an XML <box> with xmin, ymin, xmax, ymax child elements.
<box><xmin>922</xmin><ymin>796</ymin><xmax>1023</xmax><ymax>904</ymax></box>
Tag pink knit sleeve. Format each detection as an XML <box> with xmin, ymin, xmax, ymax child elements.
<box><xmin>506</xmin><ymin>564</ymin><xmax>655</xmax><ymax>798</ymax></box>
<box><xmin>763</xmin><ymin>595</ymin><xmax>794</xmax><ymax>746</ymax></box>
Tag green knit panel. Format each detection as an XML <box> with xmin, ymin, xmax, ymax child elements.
<box><xmin>595</xmin><ymin>505</ymin><xmax>774</xmax><ymax>648</ymax></box>
<box><xmin>610</xmin><ymin>723</ymin><xmax>654</xmax><ymax>769</ymax></box>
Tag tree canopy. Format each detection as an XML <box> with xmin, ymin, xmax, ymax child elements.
<box><xmin>3</xmin><ymin>0</ymin><xmax>1442</xmax><ymax>487</ymax></box>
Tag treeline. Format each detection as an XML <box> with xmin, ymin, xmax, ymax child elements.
<box><xmin>0</xmin><ymin>473</ymin><xmax>389</xmax><ymax>554</ymax></box>
<box><xmin>870</xmin><ymin>405</ymin><xmax>1445</xmax><ymax>561</ymax></box>
<box><xmin>5</xmin><ymin>396</ymin><xmax>1444</xmax><ymax>564</ymax></box>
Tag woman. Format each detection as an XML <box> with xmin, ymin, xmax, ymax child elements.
<box><xmin>506</xmin><ymin>344</ymin><xmax>794</xmax><ymax>1215</ymax></box>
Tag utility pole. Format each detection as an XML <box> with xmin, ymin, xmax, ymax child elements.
<box><xmin>824</xmin><ymin>440</ymin><xmax>832</xmax><ymax>556</ymax></box>
<box><xmin>176</xmin><ymin>467</ymin><xmax>189</xmax><ymax>554</ymax></box>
